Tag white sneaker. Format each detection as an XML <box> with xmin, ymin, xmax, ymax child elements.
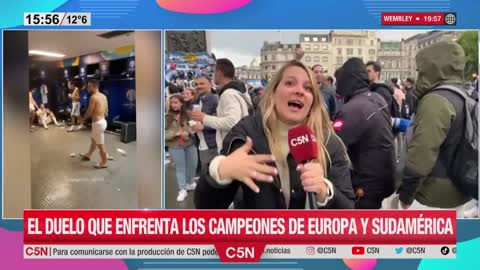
<box><xmin>176</xmin><ymin>189</ymin><xmax>188</xmax><ymax>202</ymax></box>
<box><xmin>76</xmin><ymin>124</ymin><xmax>86</xmax><ymax>130</ymax></box>
<box><xmin>464</xmin><ymin>207</ymin><xmax>479</xmax><ymax>218</ymax></box>
<box><xmin>67</xmin><ymin>126</ymin><xmax>75</xmax><ymax>132</ymax></box>
<box><xmin>186</xmin><ymin>182</ymin><xmax>197</xmax><ymax>191</ymax></box>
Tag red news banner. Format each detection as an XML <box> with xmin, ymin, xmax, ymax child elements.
<box><xmin>382</xmin><ymin>12</ymin><xmax>447</xmax><ymax>25</ymax></box>
<box><xmin>24</xmin><ymin>210</ymin><xmax>456</xmax><ymax>261</ymax></box>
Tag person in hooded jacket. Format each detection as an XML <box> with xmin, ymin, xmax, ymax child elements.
<box><xmin>397</xmin><ymin>41</ymin><xmax>472</xmax><ymax>216</ymax></box>
<box><xmin>333</xmin><ymin>58</ymin><xmax>395</xmax><ymax>209</ymax></box>
<box><xmin>191</xmin><ymin>58</ymin><xmax>252</xmax><ymax>152</ymax></box>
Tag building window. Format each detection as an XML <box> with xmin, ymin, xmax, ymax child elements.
<box><xmin>314</xmin><ymin>56</ymin><xmax>320</xmax><ymax>62</ymax></box>
<box><xmin>322</xmin><ymin>45</ymin><xmax>328</xmax><ymax>50</ymax></box>
<box><xmin>264</xmin><ymin>55</ymin><xmax>267</xmax><ymax>61</ymax></box>
<box><xmin>370</xmin><ymin>40</ymin><xmax>374</xmax><ymax>46</ymax></box>
<box><xmin>272</xmin><ymin>65</ymin><xmax>276</xmax><ymax>71</ymax></box>
<box><xmin>305</xmin><ymin>45</ymin><xmax>311</xmax><ymax>51</ymax></box>
<box><xmin>347</xmin><ymin>48</ymin><xmax>353</xmax><ymax>55</ymax></box>
<box><xmin>336</xmin><ymin>56</ymin><xmax>343</xmax><ymax>64</ymax></box>
<box><xmin>357</xmin><ymin>48</ymin><xmax>362</xmax><ymax>55</ymax></box>
<box><xmin>357</xmin><ymin>40</ymin><xmax>363</xmax><ymax>46</ymax></box>
<box><xmin>271</xmin><ymin>55</ymin><xmax>276</xmax><ymax>61</ymax></box>
<box><xmin>313</xmin><ymin>45</ymin><xmax>319</xmax><ymax>50</ymax></box>
<box><xmin>313</xmin><ymin>37</ymin><xmax>318</xmax><ymax>42</ymax></box>
<box><xmin>305</xmin><ymin>37</ymin><xmax>310</xmax><ymax>42</ymax></box>
<box><xmin>369</xmin><ymin>49</ymin><xmax>375</xmax><ymax>55</ymax></box>
<box><xmin>322</xmin><ymin>56</ymin><xmax>328</xmax><ymax>62</ymax></box>
<box><xmin>321</xmin><ymin>37</ymin><xmax>326</xmax><ymax>42</ymax></box>
<box><xmin>337</xmin><ymin>48</ymin><xmax>342</xmax><ymax>54</ymax></box>
<box><xmin>347</xmin><ymin>39</ymin><xmax>354</xmax><ymax>46</ymax></box>
<box><xmin>336</xmin><ymin>39</ymin><xmax>342</xmax><ymax>45</ymax></box>
<box><xmin>305</xmin><ymin>56</ymin><xmax>312</xmax><ymax>62</ymax></box>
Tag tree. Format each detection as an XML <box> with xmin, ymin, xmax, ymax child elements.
<box><xmin>457</xmin><ymin>31</ymin><xmax>478</xmax><ymax>79</ymax></box>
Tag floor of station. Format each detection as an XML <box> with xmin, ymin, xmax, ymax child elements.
<box><xmin>31</xmin><ymin>124</ymin><xmax>137</xmax><ymax>209</ymax></box>
<box><xmin>164</xmin><ymin>154</ymin><xmax>196</xmax><ymax>209</ymax></box>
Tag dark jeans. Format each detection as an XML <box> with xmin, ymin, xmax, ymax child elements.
<box><xmin>199</xmin><ymin>148</ymin><xmax>218</xmax><ymax>172</ymax></box>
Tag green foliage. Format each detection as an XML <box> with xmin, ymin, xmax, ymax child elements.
<box><xmin>457</xmin><ymin>31</ymin><xmax>479</xmax><ymax>79</ymax></box>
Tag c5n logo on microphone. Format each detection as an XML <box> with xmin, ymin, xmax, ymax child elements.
<box><xmin>290</xmin><ymin>134</ymin><xmax>317</xmax><ymax>147</ymax></box>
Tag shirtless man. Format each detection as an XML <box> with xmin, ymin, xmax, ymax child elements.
<box><xmin>79</xmin><ymin>79</ymin><xmax>109</xmax><ymax>168</ymax></box>
<box><xmin>67</xmin><ymin>81</ymin><xmax>85</xmax><ymax>132</ymax></box>
<box><xmin>29</xmin><ymin>89</ymin><xmax>39</xmax><ymax>130</ymax></box>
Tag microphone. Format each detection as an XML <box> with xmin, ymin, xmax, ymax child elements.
<box><xmin>288</xmin><ymin>125</ymin><xmax>319</xmax><ymax>209</ymax></box>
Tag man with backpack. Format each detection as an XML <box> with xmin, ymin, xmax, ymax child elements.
<box><xmin>366</xmin><ymin>61</ymin><xmax>401</xmax><ymax>118</ymax></box>
<box><xmin>397</xmin><ymin>41</ymin><xmax>478</xmax><ymax>216</ymax></box>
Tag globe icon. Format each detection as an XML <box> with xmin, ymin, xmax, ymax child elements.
<box><xmin>445</xmin><ymin>13</ymin><xmax>456</xmax><ymax>25</ymax></box>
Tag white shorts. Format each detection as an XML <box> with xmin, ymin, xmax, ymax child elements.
<box><xmin>43</xmin><ymin>116</ymin><xmax>52</xmax><ymax>125</ymax></box>
<box><xmin>92</xmin><ymin>119</ymin><xmax>107</xmax><ymax>145</ymax></box>
<box><xmin>71</xmin><ymin>102</ymin><xmax>81</xmax><ymax>116</ymax></box>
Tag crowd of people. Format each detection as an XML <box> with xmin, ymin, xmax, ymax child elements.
<box><xmin>165</xmin><ymin>41</ymin><xmax>478</xmax><ymax>218</ymax></box>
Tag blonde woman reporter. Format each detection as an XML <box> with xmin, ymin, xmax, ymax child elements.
<box><xmin>194</xmin><ymin>60</ymin><xmax>354</xmax><ymax>209</ymax></box>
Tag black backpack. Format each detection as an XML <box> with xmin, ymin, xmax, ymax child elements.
<box><xmin>434</xmin><ymin>85</ymin><xmax>478</xmax><ymax>199</ymax></box>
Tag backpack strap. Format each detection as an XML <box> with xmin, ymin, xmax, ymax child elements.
<box><xmin>432</xmin><ymin>84</ymin><xmax>469</xmax><ymax>100</ymax></box>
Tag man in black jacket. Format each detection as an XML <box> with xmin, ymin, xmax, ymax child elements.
<box><xmin>334</xmin><ymin>58</ymin><xmax>395</xmax><ymax>209</ymax></box>
<box><xmin>366</xmin><ymin>61</ymin><xmax>399</xmax><ymax>118</ymax></box>
<box><xmin>403</xmin><ymin>77</ymin><xmax>418</xmax><ymax>119</ymax></box>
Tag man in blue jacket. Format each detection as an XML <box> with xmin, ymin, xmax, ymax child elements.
<box><xmin>191</xmin><ymin>75</ymin><xmax>218</xmax><ymax>171</ymax></box>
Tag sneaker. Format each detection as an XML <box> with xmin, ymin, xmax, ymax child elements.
<box><xmin>186</xmin><ymin>182</ymin><xmax>197</xmax><ymax>191</ymax></box>
<box><xmin>76</xmin><ymin>125</ymin><xmax>86</xmax><ymax>130</ymax></box>
<box><xmin>464</xmin><ymin>207</ymin><xmax>479</xmax><ymax>218</ymax></box>
<box><xmin>176</xmin><ymin>189</ymin><xmax>188</xmax><ymax>202</ymax></box>
<box><xmin>67</xmin><ymin>126</ymin><xmax>75</xmax><ymax>132</ymax></box>
<box><xmin>193</xmin><ymin>176</ymin><xmax>200</xmax><ymax>181</ymax></box>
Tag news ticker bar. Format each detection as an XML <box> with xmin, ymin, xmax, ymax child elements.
<box><xmin>381</xmin><ymin>12</ymin><xmax>456</xmax><ymax>26</ymax></box>
<box><xmin>24</xmin><ymin>245</ymin><xmax>456</xmax><ymax>259</ymax></box>
<box><xmin>24</xmin><ymin>210</ymin><xmax>456</xmax><ymax>244</ymax></box>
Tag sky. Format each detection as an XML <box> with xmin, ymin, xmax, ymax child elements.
<box><xmin>210</xmin><ymin>30</ymin><xmax>428</xmax><ymax>66</ymax></box>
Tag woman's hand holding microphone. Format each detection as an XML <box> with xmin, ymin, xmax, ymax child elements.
<box><xmin>217</xmin><ymin>137</ymin><xmax>330</xmax><ymax>202</ymax></box>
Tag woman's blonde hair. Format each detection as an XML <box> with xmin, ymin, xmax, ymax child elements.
<box><xmin>259</xmin><ymin>60</ymin><xmax>334</xmax><ymax>176</ymax></box>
